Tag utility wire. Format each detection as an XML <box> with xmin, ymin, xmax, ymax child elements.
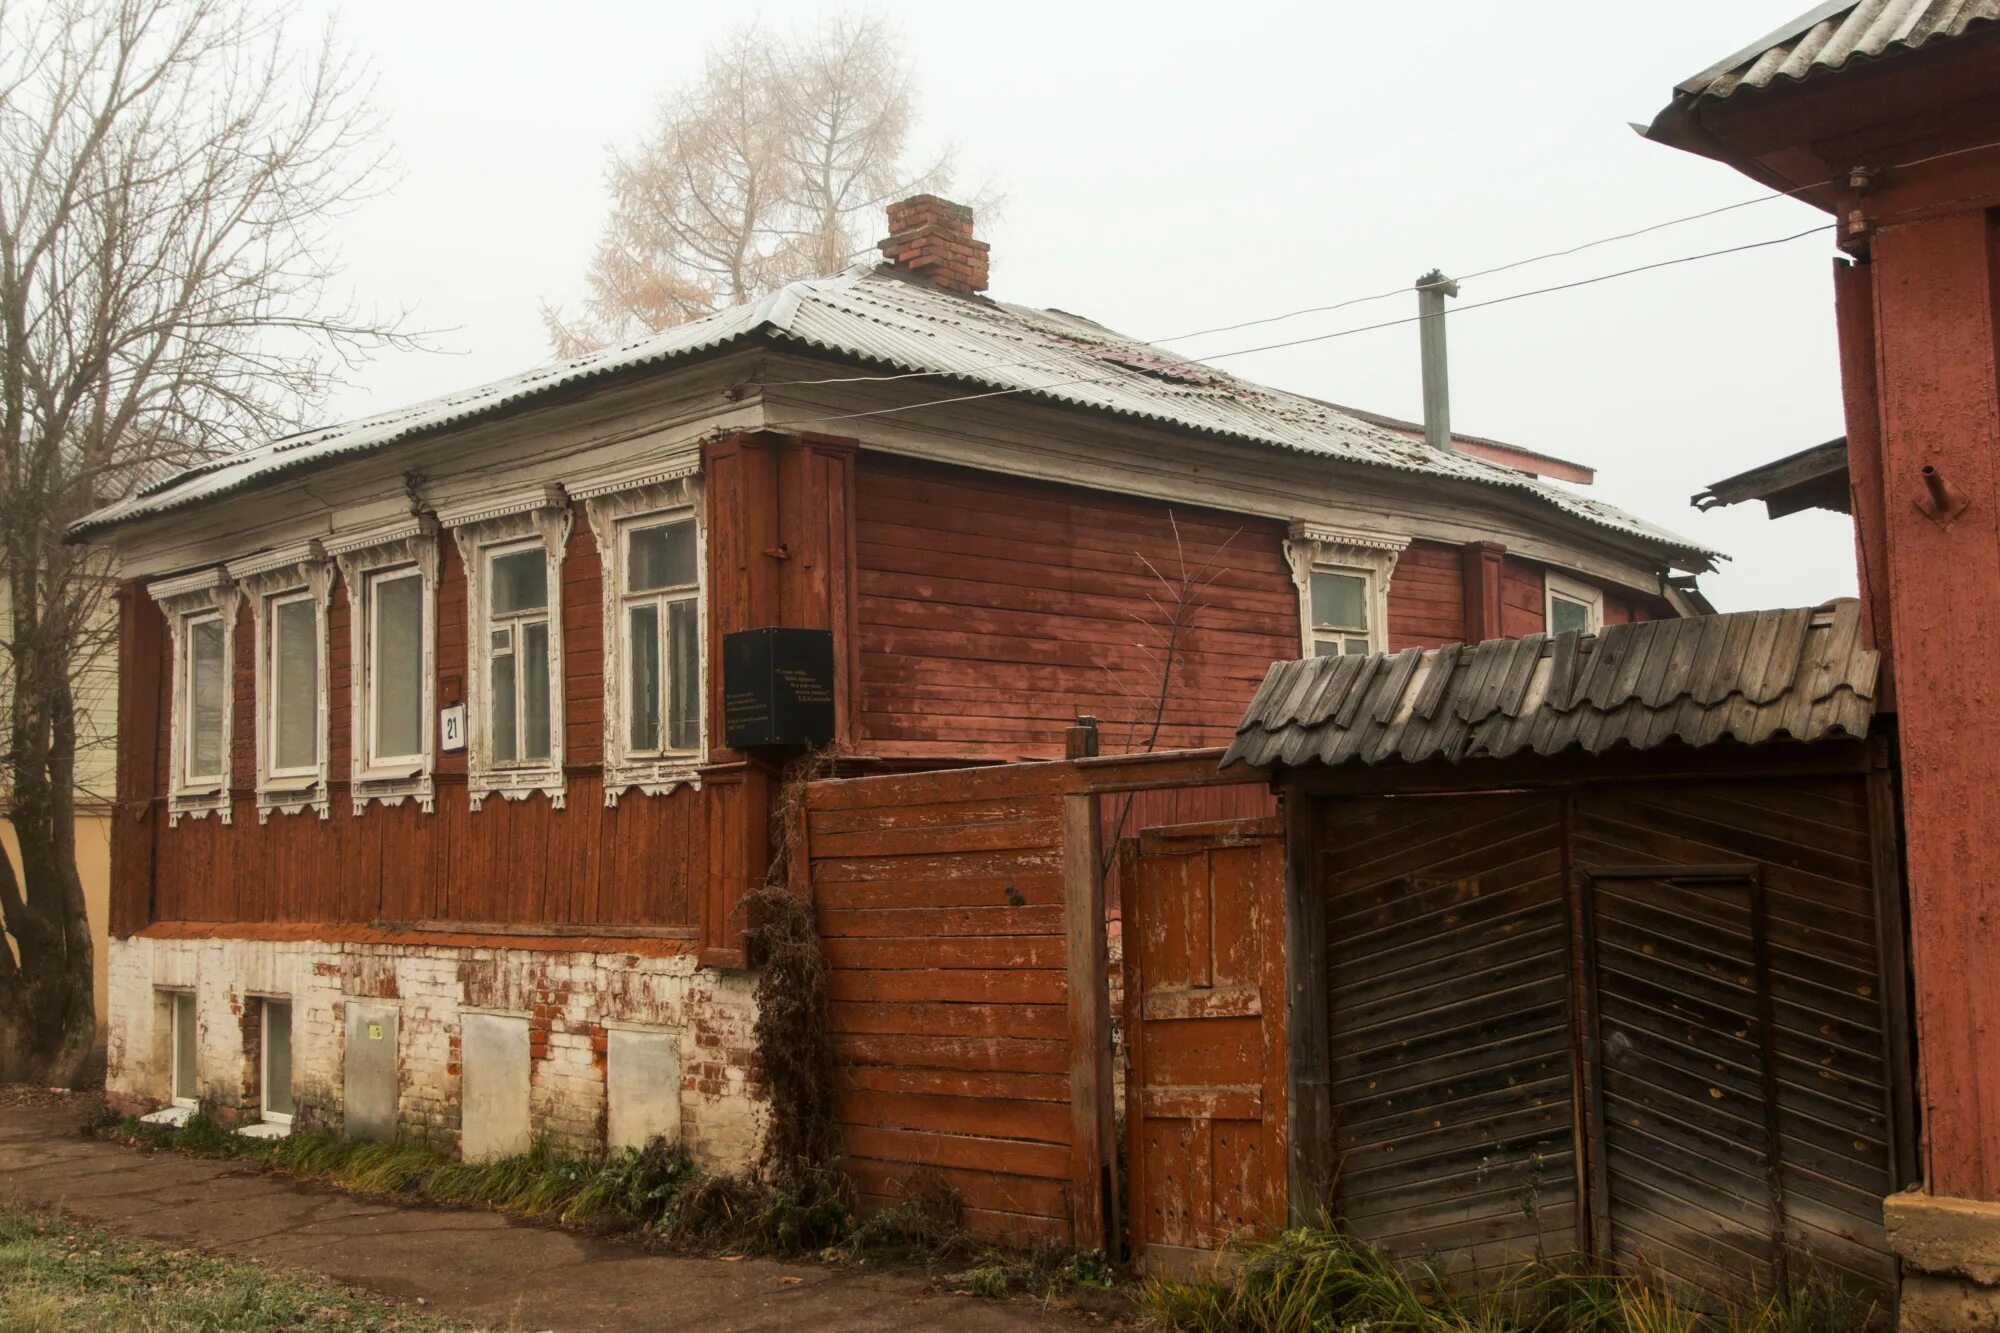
<box><xmin>773</xmin><ymin>223</ymin><xmax>1833</xmax><ymax>433</ymax></box>
<box><xmin>761</xmin><ymin>133</ymin><xmax>2000</xmax><ymax>393</ymax></box>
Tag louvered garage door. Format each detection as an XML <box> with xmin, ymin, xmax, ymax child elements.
<box><xmin>1318</xmin><ymin>780</ymin><xmax>1903</xmax><ymax>1318</ymax></box>
<box><xmin>1322</xmin><ymin>793</ymin><xmax>1581</xmax><ymax>1277</ymax></box>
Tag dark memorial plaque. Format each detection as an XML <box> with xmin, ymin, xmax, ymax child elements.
<box><xmin>722</xmin><ymin>627</ymin><xmax>836</xmax><ymax>749</ymax></box>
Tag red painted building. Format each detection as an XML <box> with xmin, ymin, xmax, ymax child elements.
<box><xmin>77</xmin><ymin>196</ymin><xmax>1709</xmax><ymax>1175</ymax></box>
<box><xmin>1652</xmin><ymin>3</ymin><xmax>2000</xmax><ymax>1322</ymax></box>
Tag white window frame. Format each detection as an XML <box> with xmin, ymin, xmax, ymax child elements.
<box><xmin>329</xmin><ymin>519</ymin><xmax>441</xmax><ymax>815</ymax></box>
<box><xmin>229</xmin><ymin>542</ymin><xmax>333</xmax><ymax>823</ymax></box>
<box><xmin>1545</xmin><ymin>571</ymin><xmax>1605</xmax><ymax>637</ymax></box>
<box><xmin>148</xmin><ymin>569</ymin><xmax>239</xmax><ymax>826</ymax></box>
<box><xmin>265</xmin><ymin>589</ymin><xmax>322</xmax><ymax>781</ymax></box>
<box><xmin>442</xmin><ymin>488</ymin><xmax>570</xmax><ymax>811</ymax></box>
<box><xmin>168</xmin><ymin>989</ymin><xmax>197</xmax><ymax>1108</ymax></box>
<box><xmin>260</xmin><ymin>998</ymin><xmax>294</xmax><ymax>1126</ymax></box>
<box><xmin>1284</xmin><ymin>522</ymin><xmax>1407</xmax><ymax>660</ymax></box>
<box><xmin>581</xmin><ymin>472</ymin><xmax>705</xmax><ymax>805</ymax></box>
<box><xmin>364</xmin><ymin>565</ymin><xmax>429</xmax><ymax>771</ymax></box>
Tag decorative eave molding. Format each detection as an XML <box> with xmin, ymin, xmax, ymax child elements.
<box><xmin>227</xmin><ymin>539</ymin><xmax>329</xmax><ymax>586</ymax></box>
<box><xmin>1287</xmin><ymin>521</ymin><xmax>1411</xmax><ymax>555</ymax></box>
<box><xmin>448</xmin><ymin>495</ymin><xmax>573</xmax><ymax>812</ymax></box>
<box><xmin>567</xmin><ymin>456</ymin><xmax>701</xmax><ymax>503</ymax></box>
<box><xmin>434</xmin><ymin>483</ymin><xmax>568</xmax><ymax>531</ymax></box>
<box><xmin>147</xmin><ymin>566</ymin><xmax>233</xmax><ymax>612</ymax></box>
<box><xmin>323</xmin><ymin>513</ymin><xmax>435</xmax><ymax>560</ymax></box>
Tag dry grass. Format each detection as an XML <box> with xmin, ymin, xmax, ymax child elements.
<box><xmin>1139</xmin><ymin>1225</ymin><xmax>1878</xmax><ymax>1333</ymax></box>
<box><xmin>0</xmin><ymin>1202</ymin><xmax>456</xmax><ymax>1332</ymax></box>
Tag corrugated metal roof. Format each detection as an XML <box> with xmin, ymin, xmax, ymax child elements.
<box><xmin>1223</xmin><ymin>599</ymin><xmax>1877</xmax><ymax>772</ymax></box>
<box><xmin>71</xmin><ymin>268</ymin><xmax>1716</xmax><ymax>565</ymax></box>
<box><xmin>1679</xmin><ymin>0</ymin><xmax>2000</xmax><ymax>100</ymax></box>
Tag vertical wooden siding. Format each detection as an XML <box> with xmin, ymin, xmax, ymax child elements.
<box><xmin>140</xmin><ymin>499</ymin><xmax>704</xmax><ymax>931</ymax></box>
<box><xmin>808</xmin><ymin>764</ymin><xmax>1081</xmax><ymax>1245</ymax></box>
<box><xmin>1388</xmin><ymin>541</ymin><xmax>1469</xmax><ymax>648</ymax></box>
<box><xmin>852</xmin><ymin>457</ymin><xmax>1297</xmax><ymax>762</ymax></box>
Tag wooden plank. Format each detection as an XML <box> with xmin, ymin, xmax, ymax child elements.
<box><xmin>1062</xmin><ymin>790</ymin><xmax>1114</xmax><ymax>1253</ymax></box>
<box><xmin>110</xmin><ymin>582</ymin><xmax>166</xmax><ymax>938</ymax></box>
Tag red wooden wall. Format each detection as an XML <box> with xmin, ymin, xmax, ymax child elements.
<box><xmin>852</xmin><ymin>456</ymin><xmax>1298</xmax><ymax>763</ymax></box>
<box><xmin>115</xmin><ymin>432</ymin><xmax>1679</xmax><ymax>947</ymax></box>
<box><xmin>139</xmin><ymin>503</ymin><xmax>706</xmax><ymax>930</ymax></box>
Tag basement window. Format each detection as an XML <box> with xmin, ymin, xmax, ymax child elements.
<box><xmin>262</xmin><ymin>1000</ymin><xmax>294</xmax><ymax>1125</ymax></box>
<box><xmin>1545</xmin><ymin>572</ymin><xmax>1604</xmax><ymax>637</ymax></box>
<box><xmin>171</xmin><ymin>991</ymin><xmax>197</xmax><ymax>1107</ymax></box>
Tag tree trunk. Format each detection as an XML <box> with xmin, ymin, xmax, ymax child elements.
<box><xmin>1</xmin><ymin>566</ymin><xmax>97</xmax><ymax>1088</ymax></box>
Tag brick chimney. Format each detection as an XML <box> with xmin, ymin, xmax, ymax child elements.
<box><xmin>878</xmin><ymin>195</ymin><xmax>989</xmax><ymax>296</ymax></box>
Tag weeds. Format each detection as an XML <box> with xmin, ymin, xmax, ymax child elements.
<box><xmin>1139</xmin><ymin>1225</ymin><xmax>1875</xmax><ymax>1333</ymax></box>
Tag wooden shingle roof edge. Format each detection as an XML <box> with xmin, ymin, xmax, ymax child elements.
<box><xmin>1222</xmin><ymin>598</ymin><xmax>1878</xmax><ymax>773</ymax></box>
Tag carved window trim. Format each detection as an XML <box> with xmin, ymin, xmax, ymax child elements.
<box><xmin>582</xmin><ymin>469</ymin><xmax>705</xmax><ymax>806</ymax></box>
<box><xmin>441</xmin><ymin>487</ymin><xmax>571</xmax><ymax>812</ymax></box>
<box><xmin>148</xmin><ymin>568</ymin><xmax>240</xmax><ymax>827</ymax></box>
<box><xmin>1283</xmin><ymin>522</ymin><xmax>1408</xmax><ymax>659</ymax></box>
<box><xmin>329</xmin><ymin>518</ymin><xmax>440</xmax><ymax>816</ymax></box>
<box><xmin>228</xmin><ymin>542</ymin><xmax>334</xmax><ymax>823</ymax></box>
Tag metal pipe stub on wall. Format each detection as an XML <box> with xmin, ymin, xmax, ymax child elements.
<box><xmin>722</xmin><ymin>627</ymin><xmax>836</xmax><ymax>750</ymax></box>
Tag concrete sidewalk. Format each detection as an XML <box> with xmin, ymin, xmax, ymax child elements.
<box><xmin>0</xmin><ymin>1096</ymin><xmax>1097</xmax><ymax>1332</ymax></box>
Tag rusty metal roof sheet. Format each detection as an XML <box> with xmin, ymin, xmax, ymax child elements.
<box><xmin>1223</xmin><ymin>599</ymin><xmax>1877</xmax><ymax>772</ymax></box>
<box><xmin>71</xmin><ymin>267</ymin><xmax>1715</xmax><ymax>566</ymax></box>
<box><xmin>1676</xmin><ymin>0</ymin><xmax>2000</xmax><ymax>101</ymax></box>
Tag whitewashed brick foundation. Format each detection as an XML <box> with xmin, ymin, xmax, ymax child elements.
<box><xmin>105</xmin><ymin>934</ymin><xmax>765</xmax><ymax>1172</ymax></box>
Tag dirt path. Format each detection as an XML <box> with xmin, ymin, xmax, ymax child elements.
<box><xmin>0</xmin><ymin>1098</ymin><xmax>1099</xmax><ymax>1332</ymax></box>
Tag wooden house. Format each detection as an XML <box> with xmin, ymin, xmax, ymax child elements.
<box><xmin>77</xmin><ymin>195</ymin><xmax>1714</xmax><ymax>1165</ymax></box>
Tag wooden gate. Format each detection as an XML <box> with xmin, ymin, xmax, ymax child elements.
<box><xmin>1120</xmin><ymin>818</ymin><xmax>1286</xmax><ymax>1274</ymax></box>
<box><xmin>1313</xmin><ymin>779</ymin><xmax>1906</xmax><ymax>1314</ymax></box>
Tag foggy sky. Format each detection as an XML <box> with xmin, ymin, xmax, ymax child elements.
<box><xmin>306</xmin><ymin>0</ymin><xmax>1857</xmax><ymax>612</ymax></box>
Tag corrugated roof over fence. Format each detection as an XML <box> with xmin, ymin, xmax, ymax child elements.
<box><xmin>71</xmin><ymin>267</ymin><xmax>1714</xmax><ymax>566</ymax></box>
<box><xmin>1675</xmin><ymin>0</ymin><xmax>2000</xmax><ymax>101</ymax></box>
<box><xmin>1223</xmin><ymin>599</ymin><xmax>1877</xmax><ymax>772</ymax></box>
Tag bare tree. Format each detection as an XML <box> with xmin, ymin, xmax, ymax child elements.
<box><xmin>544</xmin><ymin>10</ymin><xmax>954</xmax><ymax>355</ymax></box>
<box><xmin>0</xmin><ymin>0</ymin><xmax>412</xmax><ymax>1085</ymax></box>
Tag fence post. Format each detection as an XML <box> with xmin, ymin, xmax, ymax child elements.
<box><xmin>1063</xmin><ymin>772</ymin><xmax>1117</xmax><ymax>1255</ymax></box>
<box><xmin>1283</xmin><ymin>783</ymin><xmax>1331</xmax><ymax>1224</ymax></box>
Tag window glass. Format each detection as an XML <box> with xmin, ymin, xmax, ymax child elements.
<box><xmin>188</xmin><ymin>617</ymin><xmax>225</xmax><ymax>780</ymax></box>
<box><xmin>491</xmin><ymin>627</ymin><xmax>517</xmax><ymax>762</ymax></box>
<box><xmin>1310</xmin><ymin>570</ymin><xmax>1367</xmax><ymax>630</ymax></box>
<box><xmin>490</xmin><ymin>549</ymin><xmax>547</xmax><ymax>614</ymax></box>
<box><xmin>521</xmin><ymin>621</ymin><xmax>551</xmax><ymax>760</ymax></box>
<box><xmin>628</xmin><ymin>603</ymin><xmax>661</xmax><ymax>751</ymax></box>
<box><xmin>273</xmin><ymin>597</ymin><xmax>318</xmax><ymax>771</ymax></box>
<box><xmin>372</xmin><ymin>573</ymin><xmax>424</xmax><ymax>761</ymax></box>
<box><xmin>667</xmin><ymin>598</ymin><xmax>700</xmax><ymax>751</ymax></box>
<box><xmin>627</xmin><ymin>521</ymin><xmax>697</xmax><ymax>592</ymax></box>
<box><xmin>264</xmin><ymin>1001</ymin><xmax>294</xmax><ymax>1120</ymax></box>
<box><xmin>172</xmin><ymin>992</ymin><xmax>196</xmax><ymax>1102</ymax></box>
<box><xmin>1550</xmin><ymin>595</ymin><xmax>1593</xmax><ymax>636</ymax></box>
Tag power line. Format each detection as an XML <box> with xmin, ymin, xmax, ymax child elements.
<box><xmin>762</xmin><ymin>133</ymin><xmax>2000</xmax><ymax>394</ymax></box>
<box><xmin>772</xmin><ymin>223</ymin><xmax>1833</xmax><ymax>434</ymax></box>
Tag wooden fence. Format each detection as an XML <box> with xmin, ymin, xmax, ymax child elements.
<box><xmin>803</xmin><ymin>746</ymin><xmax>1264</xmax><ymax>1249</ymax></box>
